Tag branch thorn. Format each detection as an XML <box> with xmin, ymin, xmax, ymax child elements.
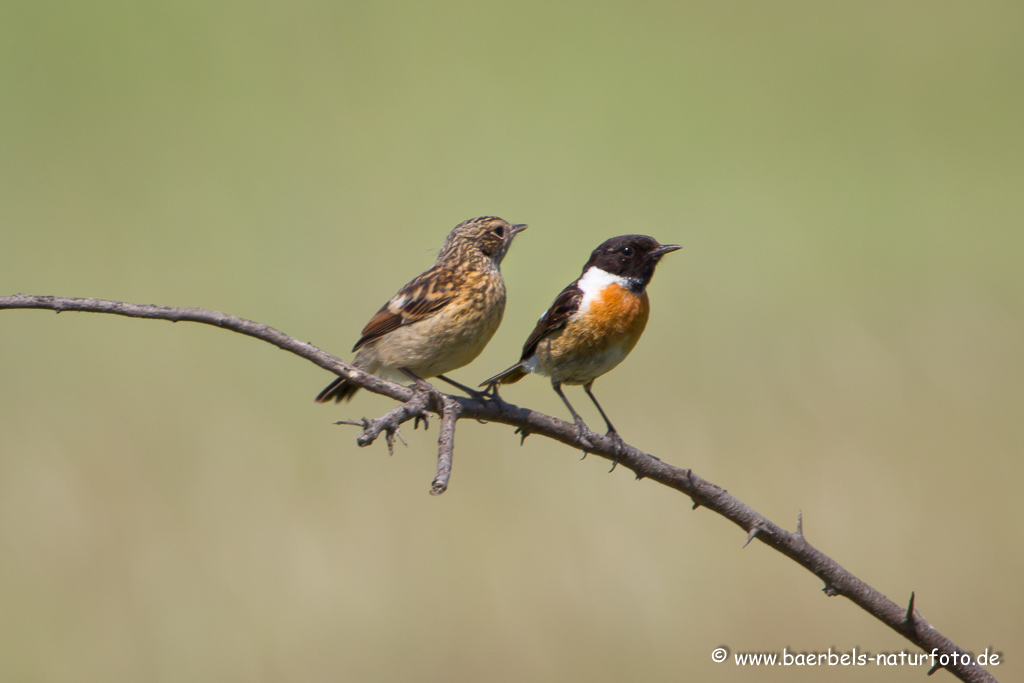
<box><xmin>514</xmin><ymin>426</ymin><xmax>531</xmax><ymax>445</ymax></box>
<box><xmin>388</xmin><ymin>426</ymin><xmax>407</xmax><ymax>452</ymax></box>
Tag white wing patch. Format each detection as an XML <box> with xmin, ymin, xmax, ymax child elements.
<box><xmin>576</xmin><ymin>267</ymin><xmax>630</xmax><ymax>313</ymax></box>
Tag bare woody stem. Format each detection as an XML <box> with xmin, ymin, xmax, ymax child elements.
<box><xmin>0</xmin><ymin>293</ymin><xmax>998</xmax><ymax>683</ymax></box>
<box><xmin>431</xmin><ymin>396</ymin><xmax>461</xmax><ymax>496</ymax></box>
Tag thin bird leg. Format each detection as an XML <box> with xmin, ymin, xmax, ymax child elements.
<box><xmin>552</xmin><ymin>381</ymin><xmax>590</xmax><ymax>446</ymax></box>
<box><xmin>398</xmin><ymin>367</ymin><xmax>435</xmax><ymax>392</ymax></box>
<box><xmin>583</xmin><ymin>381</ymin><xmax>618</xmax><ymax>435</ymax></box>
<box><xmin>583</xmin><ymin>381</ymin><xmax>626</xmax><ymax>454</ymax></box>
<box><xmin>436</xmin><ymin>374</ymin><xmax>492</xmax><ymax>401</ymax></box>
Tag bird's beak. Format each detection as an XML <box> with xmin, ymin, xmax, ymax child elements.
<box><xmin>651</xmin><ymin>244</ymin><xmax>682</xmax><ymax>258</ymax></box>
<box><xmin>510</xmin><ymin>223</ymin><xmax>528</xmax><ymax>236</ymax></box>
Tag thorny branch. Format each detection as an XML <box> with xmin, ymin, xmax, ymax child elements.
<box><xmin>0</xmin><ymin>294</ymin><xmax>998</xmax><ymax>683</ymax></box>
<box><xmin>336</xmin><ymin>391</ymin><xmax>433</xmax><ymax>454</ymax></box>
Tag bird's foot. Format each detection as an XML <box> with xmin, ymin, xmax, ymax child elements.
<box><xmin>399</xmin><ymin>367</ymin><xmax>440</xmax><ymax>398</ymax></box>
<box><xmin>607</xmin><ymin>429</ymin><xmax>626</xmax><ymax>452</ymax></box>
<box><xmin>409</xmin><ymin>377</ymin><xmax>436</xmax><ymax>394</ymax></box>
<box><xmin>606</xmin><ymin>430</ymin><xmax>626</xmax><ymax>471</ymax></box>
<box><xmin>478</xmin><ymin>381</ymin><xmax>503</xmax><ymax>401</ymax></box>
<box><xmin>572</xmin><ymin>416</ymin><xmax>594</xmax><ymax>451</ymax></box>
<box><xmin>436</xmin><ymin>374</ymin><xmax>494</xmax><ymax>402</ymax></box>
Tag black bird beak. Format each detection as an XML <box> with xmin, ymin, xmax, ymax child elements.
<box><xmin>510</xmin><ymin>223</ymin><xmax>528</xmax><ymax>236</ymax></box>
<box><xmin>651</xmin><ymin>244</ymin><xmax>681</xmax><ymax>258</ymax></box>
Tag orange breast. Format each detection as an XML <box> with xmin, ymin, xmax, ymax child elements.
<box><xmin>533</xmin><ymin>283</ymin><xmax>650</xmax><ymax>384</ymax></box>
<box><xmin>584</xmin><ymin>283</ymin><xmax>649</xmax><ymax>341</ymax></box>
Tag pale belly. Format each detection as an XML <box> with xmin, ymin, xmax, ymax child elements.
<box><xmin>358</xmin><ymin>287</ymin><xmax>505</xmax><ymax>379</ymax></box>
<box><xmin>530</xmin><ymin>288</ymin><xmax>649</xmax><ymax>385</ymax></box>
<box><xmin>530</xmin><ymin>339</ymin><xmax>633</xmax><ymax>385</ymax></box>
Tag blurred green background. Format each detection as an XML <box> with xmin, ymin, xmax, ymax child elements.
<box><xmin>2</xmin><ymin>1</ymin><xmax>1022</xmax><ymax>681</ymax></box>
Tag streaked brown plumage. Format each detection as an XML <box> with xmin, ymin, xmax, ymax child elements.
<box><xmin>316</xmin><ymin>216</ymin><xmax>526</xmax><ymax>402</ymax></box>
<box><xmin>482</xmin><ymin>235</ymin><xmax>679</xmax><ymax>443</ymax></box>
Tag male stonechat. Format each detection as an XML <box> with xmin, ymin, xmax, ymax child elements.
<box><xmin>482</xmin><ymin>235</ymin><xmax>680</xmax><ymax>444</ymax></box>
<box><xmin>316</xmin><ymin>216</ymin><xmax>527</xmax><ymax>403</ymax></box>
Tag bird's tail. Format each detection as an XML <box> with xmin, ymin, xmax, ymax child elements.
<box><xmin>315</xmin><ymin>375</ymin><xmax>361</xmax><ymax>403</ymax></box>
<box><xmin>315</xmin><ymin>357</ymin><xmax>375</xmax><ymax>403</ymax></box>
<box><xmin>480</xmin><ymin>362</ymin><xmax>529</xmax><ymax>389</ymax></box>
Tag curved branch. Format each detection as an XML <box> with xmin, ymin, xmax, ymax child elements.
<box><xmin>1</xmin><ymin>293</ymin><xmax>417</xmax><ymax>403</ymax></box>
<box><xmin>0</xmin><ymin>294</ymin><xmax>998</xmax><ymax>683</ymax></box>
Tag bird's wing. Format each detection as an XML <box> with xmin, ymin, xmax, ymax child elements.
<box><xmin>352</xmin><ymin>265</ymin><xmax>456</xmax><ymax>351</ymax></box>
<box><xmin>519</xmin><ymin>281</ymin><xmax>583</xmax><ymax>360</ymax></box>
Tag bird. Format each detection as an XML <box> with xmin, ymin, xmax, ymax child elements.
<box><xmin>316</xmin><ymin>216</ymin><xmax>527</xmax><ymax>403</ymax></box>
<box><xmin>481</xmin><ymin>234</ymin><xmax>680</xmax><ymax>446</ymax></box>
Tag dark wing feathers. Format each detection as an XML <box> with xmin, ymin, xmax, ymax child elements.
<box><xmin>519</xmin><ymin>282</ymin><xmax>583</xmax><ymax>361</ymax></box>
<box><xmin>479</xmin><ymin>280</ymin><xmax>583</xmax><ymax>388</ymax></box>
<box><xmin>352</xmin><ymin>266</ymin><xmax>456</xmax><ymax>351</ymax></box>
<box><xmin>352</xmin><ymin>307</ymin><xmax>405</xmax><ymax>350</ymax></box>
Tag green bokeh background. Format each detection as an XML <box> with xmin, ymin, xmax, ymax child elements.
<box><xmin>2</xmin><ymin>2</ymin><xmax>1022</xmax><ymax>681</ymax></box>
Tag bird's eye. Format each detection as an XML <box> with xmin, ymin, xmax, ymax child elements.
<box><xmin>492</xmin><ymin>226</ymin><xmax>505</xmax><ymax>238</ymax></box>
<box><xmin>622</xmin><ymin>246</ymin><xmax>633</xmax><ymax>256</ymax></box>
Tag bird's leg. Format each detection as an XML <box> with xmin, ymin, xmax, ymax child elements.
<box><xmin>552</xmin><ymin>381</ymin><xmax>591</xmax><ymax>448</ymax></box>
<box><xmin>436</xmin><ymin>374</ymin><xmax>493</xmax><ymax>402</ymax></box>
<box><xmin>399</xmin><ymin>367</ymin><xmax>435</xmax><ymax>393</ymax></box>
<box><xmin>583</xmin><ymin>381</ymin><xmax>626</xmax><ymax>457</ymax></box>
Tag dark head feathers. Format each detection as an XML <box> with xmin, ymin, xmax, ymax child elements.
<box><xmin>583</xmin><ymin>234</ymin><xmax>681</xmax><ymax>288</ymax></box>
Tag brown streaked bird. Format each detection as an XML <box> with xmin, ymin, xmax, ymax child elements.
<box><xmin>316</xmin><ymin>216</ymin><xmax>527</xmax><ymax>403</ymax></box>
<box><xmin>482</xmin><ymin>235</ymin><xmax>680</xmax><ymax>445</ymax></box>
